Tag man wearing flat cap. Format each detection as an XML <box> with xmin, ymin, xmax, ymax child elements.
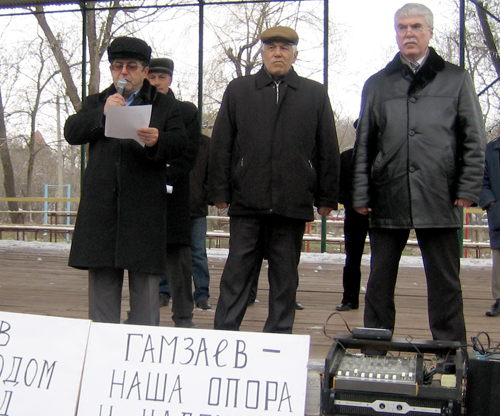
<box><xmin>64</xmin><ymin>37</ymin><xmax>188</xmax><ymax>326</ymax></box>
<box><xmin>209</xmin><ymin>26</ymin><xmax>340</xmax><ymax>333</ymax></box>
<box><xmin>146</xmin><ymin>58</ymin><xmax>203</xmax><ymax>328</ymax></box>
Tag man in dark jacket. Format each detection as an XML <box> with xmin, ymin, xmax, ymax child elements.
<box><xmin>147</xmin><ymin>58</ymin><xmax>201</xmax><ymax>328</ymax></box>
<box><xmin>479</xmin><ymin>138</ymin><xmax>500</xmax><ymax>317</ymax></box>
<box><xmin>209</xmin><ymin>26</ymin><xmax>340</xmax><ymax>333</ymax></box>
<box><xmin>189</xmin><ymin>134</ymin><xmax>212</xmax><ymax>310</ymax></box>
<box><xmin>64</xmin><ymin>37</ymin><xmax>188</xmax><ymax>326</ymax></box>
<box><xmin>352</xmin><ymin>3</ymin><xmax>486</xmax><ymax>343</ymax></box>
<box><xmin>336</xmin><ymin>146</ymin><xmax>369</xmax><ymax>312</ymax></box>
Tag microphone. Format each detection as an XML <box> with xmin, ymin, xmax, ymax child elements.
<box><xmin>116</xmin><ymin>79</ymin><xmax>127</xmax><ymax>96</ymax></box>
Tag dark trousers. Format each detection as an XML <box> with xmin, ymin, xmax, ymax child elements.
<box><xmin>365</xmin><ymin>228</ymin><xmax>466</xmax><ymax>343</ymax></box>
<box><xmin>165</xmin><ymin>245</ymin><xmax>194</xmax><ymax>325</ymax></box>
<box><xmin>248</xmin><ymin>265</ymin><xmax>261</xmax><ymax>304</ymax></box>
<box><xmin>88</xmin><ymin>267</ymin><xmax>160</xmax><ymax>325</ymax></box>
<box><xmin>214</xmin><ymin>214</ymin><xmax>305</xmax><ymax>333</ymax></box>
<box><xmin>248</xmin><ymin>226</ymin><xmax>270</xmax><ymax>304</ymax></box>
<box><xmin>191</xmin><ymin>216</ymin><xmax>210</xmax><ymax>302</ymax></box>
<box><xmin>159</xmin><ymin>217</ymin><xmax>211</xmax><ymax>303</ymax></box>
<box><xmin>341</xmin><ymin>208</ymin><xmax>370</xmax><ymax>306</ymax></box>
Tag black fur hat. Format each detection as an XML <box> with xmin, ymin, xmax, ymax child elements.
<box><xmin>107</xmin><ymin>37</ymin><xmax>152</xmax><ymax>64</ymax></box>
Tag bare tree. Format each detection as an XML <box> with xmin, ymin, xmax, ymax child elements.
<box><xmin>0</xmin><ymin>88</ymin><xmax>23</xmax><ymax>224</ymax></box>
<box><xmin>0</xmin><ymin>33</ymin><xmax>25</xmax><ymax>223</ymax></box>
<box><xmin>433</xmin><ymin>0</ymin><xmax>500</xmax><ymax>138</ymax></box>
<box><xmin>18</xmin><ymin>35</ymin><xmax>63</xmax><ymax>202</ymax></box>
<box><xmin>32</xmin><ymin>2</ymin><xmax>119</xmax><ymax>110</ymax></box>
<box><xmin>475</xmin><ymin>1</ymin><xmax>500</xmax><ymax>77</ymax></box>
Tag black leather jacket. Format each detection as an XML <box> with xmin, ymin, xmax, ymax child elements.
<box><xmin>353</xmin><ymin>48</ymin><xmax>486</xmax><ymax>228</ymax></box>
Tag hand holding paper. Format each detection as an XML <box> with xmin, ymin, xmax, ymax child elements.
<box><xmin>104</xmin><ymin>104</ymin><xmax>153</xmax><ymax>147</ymax></box>
<box><xmin>137</xmin><ymin>126</ymin><xmax>160</xmax><ymax>147</ymax></box>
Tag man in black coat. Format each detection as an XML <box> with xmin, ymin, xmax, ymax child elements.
<box><xmin>147</xmin><ymin>58</ymin><xmax>201</xmax><ymax>328</ymax></box>
<box><xmin>209</xmin><ymin>26</ymin><xmax>340</xmax><ymax>333</ymax></box>
<box><xmin>479</xmin><ymin>138</ymin><xmax>500</xmax><ymax>317</ymax></box>
<box><xmin>336</xmin><ymin>146</ymin><xmax>369</xmax><ymax>312</ymax></box>
<box><xmin>64</xmin><ymin>37</ymin><xmax>188</xmax><ymax>325</ymax></box>
<box><xmin>189</xmin><ymin>134</ymin><xmax>212</xmax><ymax>310</ymax></box>
<box><xmin>352</xmin><ymin>3</ymin><xmax>486</xmax><ymax>342</ymax></box>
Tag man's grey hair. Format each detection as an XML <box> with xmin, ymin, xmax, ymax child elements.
<box><xmin>395</xmin><ymin>3</ymin><xmax>434</xmax><ymax>29</ymax></box>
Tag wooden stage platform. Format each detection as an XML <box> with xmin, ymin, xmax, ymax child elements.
<box><xmin>0</xmin><ymin>241</ymin><xmax>499</xmax><ymax>361</ymax></box>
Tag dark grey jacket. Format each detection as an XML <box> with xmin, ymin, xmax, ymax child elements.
<box><xmin>209</xmin><ymin>66</ymin><xmax>340</xmax><ymax>221</ymax></box>
<box><xmin>353</xmin><ymin>48</ymin><xmax>486</xmax><ymax>229</ymax></box>
<box><xmin>65</xmin><ymin>80</ymin><xmax>187</xmax><ymax>274</ymax></box>
<box><xmin>190</xmin><ymin>134</ymin><xmax>210</xmax><ymax>218</ymax></box>
<box><xmin>165</xmin><ymin>90</ymin><xmax>200</xmax><ymax>246</ymax></box>
<box><xmin>480</xmin><ymin>138</ymin><xmax>500</xmax><ymax>249</ymax></box>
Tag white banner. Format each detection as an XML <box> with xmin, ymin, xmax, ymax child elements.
<box><xmin>0</xmin><ymin>311</ymin><xmax>91</xmax><ymax>415</ymax></box>
<box><xmin>78</xmin><ymin>323</ymin><xmax>310</xmax><ymax>416</ymax></box>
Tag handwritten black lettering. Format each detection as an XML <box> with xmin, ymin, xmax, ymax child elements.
<box><xmin>0</xmin><ymin>322</ymin><xmax>11</xmax><ymax>347</ymax></box>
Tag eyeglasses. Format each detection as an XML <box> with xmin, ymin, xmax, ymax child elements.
<box><xmin>396</xmin><ymin>24</ymin><xmax>429</xmax><ymax>35</ymax></box>
<box><xmin>110</xmin><ymin>62</ymin><xmax>143</xmax><ymax>72</ymax></box>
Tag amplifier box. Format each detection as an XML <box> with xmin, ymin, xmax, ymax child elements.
<box><xmin>322</xmin><ymin>334</ymin><xmax>464</xmax><ymax>416</ymax></box>
<box><xmin>465</xmin><ymin>352</ymin><xmax>500</xmax><ymax>416</ymax></box>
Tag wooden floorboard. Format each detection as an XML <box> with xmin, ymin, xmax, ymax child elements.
<box><xmin>0</xmin><ymin>241</ymin><xmax>499</xmax><ymax>361</ymax></box>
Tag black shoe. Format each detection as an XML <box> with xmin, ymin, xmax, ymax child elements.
<box><xmin>486</xmin><ymin>302</ymin><xmax>500</xmax><ymax>317</ymax></box>
<box><xmin>295</xmin><ymin>300</ymin><xmax>304</xmax><ymax>310</ymax></box>
<box><xmin>123</xmin><ymin>310</ymin><xmax>131</xmax><ymax>324</ymax></box>
<box><xmin>196</xmin><ymin>299</ymin><xmax>211</xmax><ymax>310</ymax></box>
<box><xmin>175</xmin><ymin>319</ymin><xmax>198</xmax><ymax>328</ymax></box>
<box><xmin>159</xmin><ymin>292</ymin><xmax>171</xmax><ymax>307</ymax></box>
<box><xmin>336</xmin><ymin>301</ymin><xmax>359</xmax><ymax>311</ymax></box>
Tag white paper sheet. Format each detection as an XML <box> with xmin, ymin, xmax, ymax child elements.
<box><xmin>104</xmin><ymin>104</ymin><xmax>152</xmax><ymax>147</ymax></box>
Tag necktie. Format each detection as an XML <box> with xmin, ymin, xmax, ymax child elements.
<box><xmin>410</xmin><ymin>61</ymin><xmax>420</xmax><ymax>73</ymax></box>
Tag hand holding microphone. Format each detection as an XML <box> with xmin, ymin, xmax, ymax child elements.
<box><xmin>104</xmin><ymin>79</ymin><xmax>127</xmax><ymax>115</ymax></box>
<box><xmin>116</xmin><ymin>78</ymin><xmax>127</xmax><ymax>96</ymax></box>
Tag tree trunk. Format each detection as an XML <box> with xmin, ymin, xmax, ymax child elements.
<box><xmin>475</xmin><ymin>1</ymin><xmax>500</xmax><ymax>78</ymax></box>
<box><xmin>23</xmin><ymin>132</ymin><xmax>36</xmax><ymax>212</ymax></box>
<box><xmin>33</xmin><ymin>5</ymin><xmax>82</xmax><ymax>112</ymax></box>
<box><xmin>0</xmin><ymin>89</ymin><xmax>23</xmax><ymax>224</ymax></box>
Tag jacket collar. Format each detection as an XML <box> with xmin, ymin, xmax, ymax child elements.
<box><xmin>493</xmin><ymin>137</ymin><xmax>500</xmax><ymax>150</ymax></box>
<box><xmin>255</xmin><ymin>65</ymin><xmax>300</xmax><ymax>90</ymax></box>
<box><xmin>100</xmin><ymin>78</ymin><xmax>158</xmax><ymax>104</ymax></box>
<box><xmin>385</xmin><ymin>47</ymin><xmax>446</xmax><ymax>95</ymax></box>
<box><xmin>167</xmin><ymin>89</ymin><xmax>176</xmax><ymax>99</ymax></box>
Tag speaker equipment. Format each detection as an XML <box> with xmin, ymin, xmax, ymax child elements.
<box><xmin>465</xmin><ymin>352</ymin><xmax>500</xmax><ymax>416</ymax></box>
<box><xmin>322</xmin><ymin>334</ymin><xmax>464</xmax><ymax>416</ymax></box>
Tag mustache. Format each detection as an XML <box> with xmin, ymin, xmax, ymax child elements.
<box><xmin>403</xmin><ymin>38</ymin><xmax>418</xmax><ymax>45</ymax></box>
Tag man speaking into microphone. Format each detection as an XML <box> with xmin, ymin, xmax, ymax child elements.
<box><xmin>64</xmin><ymin>36</ymin><xmax>188</xmax><ymax>326</ymax></box>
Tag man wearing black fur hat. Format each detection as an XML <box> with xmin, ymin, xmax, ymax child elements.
<box><xmin>352</xmin><ymin>3</ymin><xmax>486</xmax><ymax>343</ymax></box>
<box><xmin>64</xmin><ymin>37</ymin><xmax>188</xmax><ymax>326</ymax></box>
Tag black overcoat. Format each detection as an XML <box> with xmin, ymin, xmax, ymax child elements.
<box><xmin>190</xmin><ymin>134</ymin><xmax>210</xmax><ymax>218</ymax></box>
<box><xmin>165</xmin><ymin>91</ymin><xmax>200</xmax><ymax>245</ymax></box>
<box><xmin>65</xmin><ymin>80</ymin><xmax>188</xmax><ymax>274</ymax></box>
<box><xmin>480</xmin><ymin>138</ymin><xmax>500</xmax><ymax>249</ymax></box>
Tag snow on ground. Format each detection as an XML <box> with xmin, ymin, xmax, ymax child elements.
<box><xmin>2</xmin><ymin>240</ymin><xmax>490</xmax><ymax>269</ymax></box>
<box><xmin>207</xmin><ymin>248</ymin><xmax>491</xmax><ymax>268</ymax></box>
